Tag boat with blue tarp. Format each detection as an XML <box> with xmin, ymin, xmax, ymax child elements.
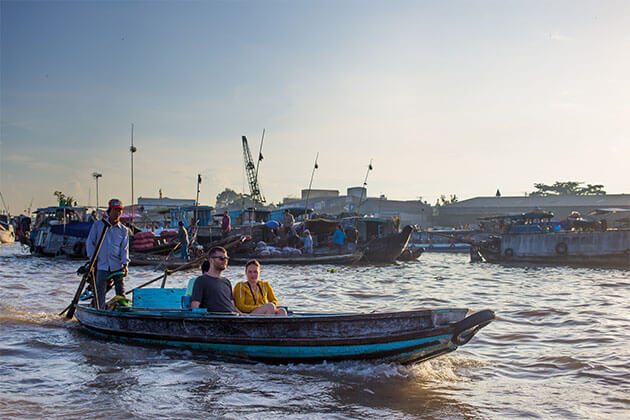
<box><xmin>29</xmin><ymin>206</ymin><xmax>92</xmax><ymax>257</ymax></box>
<box><xmin>72</xmin><ymin>287</ymin><xmax>494</xmax><ymax>364</ymax></box>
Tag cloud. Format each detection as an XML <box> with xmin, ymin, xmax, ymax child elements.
<box><xmin>3</xmin><ymin>154</ymin><xmax>67</xmax><ymax>171</ymax></box>
<box><xmin>549</xmin><ymin>31</ymin><xmax>571</xmax><ymax>41</ymax></box>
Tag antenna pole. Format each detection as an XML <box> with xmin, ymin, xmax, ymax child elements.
<box><xmin>304</xmin><ymin>152</ymin><xmax>318</xmax><ymax>220</ymax></box>
<box><xmin>357</xmin><ymin>159</ymin><xmax>373</xmax><ymax>213</ymax></box>
<box><xmin>130</xmin><ymin>123</ymin><xmax>137</xmax><ymax>224</ymax></box>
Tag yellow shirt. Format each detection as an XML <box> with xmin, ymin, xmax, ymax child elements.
<box><xmin>233</xmin><ymin>281</ymin><xmax>280</xmax><ymax>313</ymax></box>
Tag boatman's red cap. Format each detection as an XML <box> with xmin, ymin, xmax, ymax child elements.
<box><xmin>108</xmin><ymin>198</ymin><xmax>123</xmax><ymax>209</ymax></box>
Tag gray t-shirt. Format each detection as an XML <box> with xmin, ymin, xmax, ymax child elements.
<box><xmin>191</xmin><ymin>274</ymin><xmax>235</xmax><ymax>313</ymax></box>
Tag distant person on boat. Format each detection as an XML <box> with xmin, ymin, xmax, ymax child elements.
<box><xmin>283</xmin><ymin>210</ymin><xmax>295</xmax><ymax>236</ymax></box>
<box><xmin>89</xmin><ymin>211</ymin><xmax>98</xmax><ymax>222</ymax></box>
<box><xmin>190</xmin><ymin>246</ymin><xmax>241</xmax><ymax>314</ymax></box>
<box><xmin>332</xmin><ymin>225</ymin><xmax>345</xmax><ymax>254</ymax></box>
<box><xmin>86</xmin><ymin>198</ymin><xmax>130</xmax><ymax>310</ymax></box>
<box><xmin>345</xmin><ymin>226</ymin><xmax>358</xmax><ymax>251</ymax></box>
<box><xmin>302</xmin><ymin>229</ymin><xmax>313</xmax><ymax>254</ymax></box>
<box><xmin>233</xmin><ymin>259</ymin><xmax>287</xmax><ymax>316</ymax></box>
<box><xmin>177</xmin><ymin>221</ymin><xmax>189</xmax><ymax>260</ymax></box>
<box><xmin>221</xmin><ymin>211</ymin><xmax>231</xmax><ymax>239</ymax></box>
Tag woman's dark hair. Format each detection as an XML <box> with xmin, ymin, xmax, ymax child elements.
<box><xmin>245</xmin><ymin>259</ymin><xmax>260</xmax><ymax>269</ymax></box>
<box><xmin>201</xmin><ymin>260</ymin><xmax>210</xmax><ymax>273</ymax></box>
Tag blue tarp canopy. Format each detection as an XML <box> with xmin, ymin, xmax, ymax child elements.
<box><xmin>50</xmin><ymin>222</ymin><xmax>93</xmax><ymax>238</ymax></box>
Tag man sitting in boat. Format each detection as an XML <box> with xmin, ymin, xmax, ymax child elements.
<box><xmin>190</xmin><ymin>246</ymin><xmax>241</xmax><ymax>314</ymax></box>
<box><xmin>233</xmin><ymin>259</ymin><xmax>287</xmax><ymax>316</ymax></box>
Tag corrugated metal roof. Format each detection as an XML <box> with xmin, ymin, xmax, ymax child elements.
<box><xmin>449</xmin><ymin>194</ymin><xmax>630</xmax><ymax>208</ymax></box>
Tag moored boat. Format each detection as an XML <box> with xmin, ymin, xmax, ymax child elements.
<box><xmin>29</xmin><ymin>206</ymin><xmax>92</xmax><ymax>258</ymax></box>
<box><xmin>73</xmin><ymin>288</ymin><xmax>494</xmax><ymax>364</ymax></box>
<box><xmin>474</xmin><ymin>210</ymin><xmax>630</xmax><ymax>267</ymax></box>
<box><xmin>477</xmin><ymin>230</ymin><xmax>630</xmax><ymax>268</ymax></box>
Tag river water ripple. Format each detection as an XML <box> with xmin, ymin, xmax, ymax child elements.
<box><xmin>0</xmin><ymin>243</ymin><xmax>628</xmax><ymax>419</ymax></box>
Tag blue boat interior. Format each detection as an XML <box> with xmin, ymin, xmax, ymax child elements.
<box><xmin>133</xmin><ymin>288</ymin><xmax>191</xmax><ymax>309</ymax></box>
<box><xmin>131</xmin><ymin>287</ymin><xmax>302</xmax><ymax>316</ymax></box>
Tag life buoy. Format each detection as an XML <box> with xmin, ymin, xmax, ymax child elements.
<box><xmin>504</xmin><ymin>248</ymin><xmax>514</xmax><ymax>258</ymax></box>
<box><xmin>555</xmin><ymin>242</ymin><xmax>568</xmax><ymax>255</ymax></box>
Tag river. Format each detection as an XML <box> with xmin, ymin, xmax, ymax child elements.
<box><xmin>1</xmin><ymin>243</ymin><xmax>628</xmax><ymax>419</ymax></box>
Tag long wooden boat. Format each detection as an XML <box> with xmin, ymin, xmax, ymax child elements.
<box><xmin>73</xmin><ymin>289</ymin><xmax>494</xmax><ymax>364</ymax></box>
<box><xmin>229</xmin><ymin>251</ymin><xmax>363</xmax><ymax>265</ymax></box>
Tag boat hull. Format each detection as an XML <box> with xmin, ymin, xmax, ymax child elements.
<box><xmin>74</xmin><ymin>306</ymin><xmax>493</xmax><ymax>364</ymax></box>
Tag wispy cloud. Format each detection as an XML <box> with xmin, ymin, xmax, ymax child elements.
<box><xmin>3</xmin><ymin>154</ymin><xmax>67</xmax><ymax>171</ymax></box>
<box><xmin>549</xmin><ymin>31</ymin><xmax>571</xmax><ymax>41</ymax></box>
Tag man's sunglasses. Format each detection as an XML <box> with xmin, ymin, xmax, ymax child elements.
<box><xmin>211</xmin><ymin>256</ymin><xmax>229</xmax><ymax>261</ymax></box>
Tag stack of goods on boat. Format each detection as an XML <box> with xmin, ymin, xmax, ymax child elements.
<box><xmin>131</xmin><ymin>231</ymin><xmax>155</xmax><ymax>251</ymax></box>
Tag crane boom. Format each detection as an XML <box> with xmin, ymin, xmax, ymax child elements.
<box><xmin>242</xmin><ymin>136</ymin><xmax>266</xmax><ymax>204</ymax></box>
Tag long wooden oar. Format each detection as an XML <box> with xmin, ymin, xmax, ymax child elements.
<box><xmin>61</xmin><ymin>219</ymin><xmax>111</xmax><ymax>318</ymax></box>
<box><xmin>154</xmin><ymin>241</ymin><xmax>181</xmax><ymax>272</ymax></box>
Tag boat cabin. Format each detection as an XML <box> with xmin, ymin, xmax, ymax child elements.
<box><xmin>479</xmin><ymin>210</ymin><xmax>558</xmax><ymax>234</ymax></box>
<box><xmin>169</xmin><ymin>206</ymin><xmax>213</xmax><ymax>228</ymax></box>
<box><xmin>340</xmin><ymin>216</ymin><xmax>397</xmax><ymax>242</ymax></box>
<box><xmin>33</xmin><ymin>206</ymin><xmax>89</xmax><ymax>228</ymax></box>
<box><xmin>228</xmin><ymin>208</ymin><xmax>270</xmax><ymax>226</ymax></box>
<box><xmin>269</xmin><ymin>207</ymin><xmax>313</xmax><ymax>223</ymax></box>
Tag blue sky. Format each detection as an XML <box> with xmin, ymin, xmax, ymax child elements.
<box><xmin>1</xmin><ymin>0</ymin><xmax>629</xmax><ymax>214</ymax></box>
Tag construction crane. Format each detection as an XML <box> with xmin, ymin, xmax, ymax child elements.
<box><xmin>242</xmin><ymin>133</ymin><xmax>266</xmax><ymax>204</ymax></box>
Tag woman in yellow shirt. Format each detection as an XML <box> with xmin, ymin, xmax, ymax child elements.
<box><xmin>233</xmin><ymin>259</ymin><xmax>287</xmax><ymax>316</ymax></box>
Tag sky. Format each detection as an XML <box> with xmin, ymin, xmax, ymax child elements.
<box><xmin>1</xmin><ymin>0</ymin><xmax>629</xmax><ymax>214</ymax></box>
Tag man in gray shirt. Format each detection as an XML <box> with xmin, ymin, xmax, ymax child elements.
<box><xmin>191</xmin><ymin>246</ymin><xmax>241</xmax><ymax>314</ymax></box>
<box><xmin>86</xmin><ymin>198</ymin><xmax>130</xmax><ymax>309</ymax></box>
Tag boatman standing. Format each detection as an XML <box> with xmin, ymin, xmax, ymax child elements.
<box><xmin>86</xmin><ymin>198</ymin><xmax>130</xmax><ymax>309</ymax></box>
<box><xmin>221</xmin><ymin>211</ymin><xmax>231</xmax><ymax>239</ymax></box>
<box><xmin>177</xmin><ymin>221</ymin><xmax>189</xmax><ymax>260</ymax></box>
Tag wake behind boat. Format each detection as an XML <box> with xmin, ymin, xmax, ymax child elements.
<box><xmin>72</xmin><ymin>287</ymin><xmax>494</xmax><ymax>364</ymax></box>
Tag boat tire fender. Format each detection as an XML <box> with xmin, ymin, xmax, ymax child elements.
<box><xmin>555</xmin><ymin>242</ymin><xmax>568</xmax><ymax>255</ymax></box>
<box><xmin>504</xmin><ymin>248</ymin><xmax>514</xmax><ymax>258</ymax></box>
<box><xmin>452</xmin><ymin>309</ymin><xmax>495</xmax><ymax>346</ymax></box>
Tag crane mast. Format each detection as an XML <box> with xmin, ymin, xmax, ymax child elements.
<box><xmin>241</xmin><ymin>135</ymin><xmax>266</xmax><ymax>204</ymax></box>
